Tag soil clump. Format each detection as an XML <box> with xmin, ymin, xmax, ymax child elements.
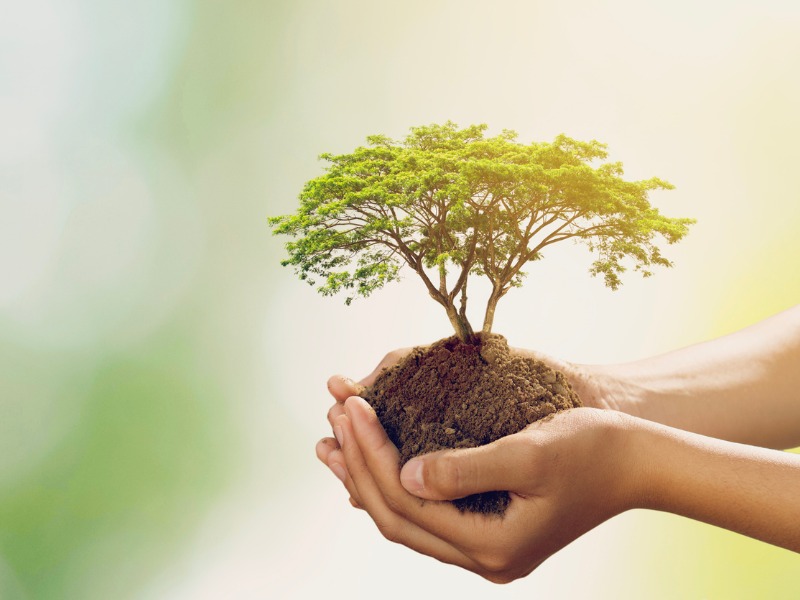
<box><xmin>362</xmin><ymin>333</ymin><xmax>582</xmax><ymax>515</ymax></box>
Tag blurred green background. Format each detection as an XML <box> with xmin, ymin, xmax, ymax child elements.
<box><xmin>1</xmin><ymin>1</ymin><xmax>799</xmax><ymax>598</ymax></box>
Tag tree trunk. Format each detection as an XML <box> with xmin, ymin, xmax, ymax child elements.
<box><xmin>482</xmin><ymin>291</ymin><xmax>501</xmax><ymax>335</ymax></box>
<box><xmin>446</xmin><ymin>304</ymin><xmax>475</xmax><ymax>343</ymax></box>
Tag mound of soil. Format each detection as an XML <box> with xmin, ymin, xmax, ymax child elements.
<box><xmin>362</xmin><ymin>333</ymin><xmax>581</xmax><ymax>515</ymax></box>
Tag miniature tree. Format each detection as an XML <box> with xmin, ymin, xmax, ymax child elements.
<box><xmin>269</xmin><ymin>122</ymin><xmax>694</xmax><ymax>342</ymax></box>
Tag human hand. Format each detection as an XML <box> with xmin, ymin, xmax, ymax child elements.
<box><xmin>323</xmin><ymin>347</ymin><xmax>413</xmax><ymax>436</ymax></box>
<box><xmin>318</xmin><ymin>308</ymin><xmax>800</xmax><ymax>574</ymax></box>
<box><xmin>319</xmin><ymin>349</ymin><xmax>413</xmax><ymax>506</ymax></box>
<box><xmin>317</xmin><ymin>344</ymin><xmax>619</xmax><ymax>508</ymax></box>
<box><xmin>317</xmin><ymin>396</ymin><xmax>639</xmax><ymax>582</ymax></box>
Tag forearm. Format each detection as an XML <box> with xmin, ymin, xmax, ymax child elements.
<box><xmin>591</xmin><ymin>305</ymin><xmax>800</xmax><ymax>448</ymax></box>
<box><xmin>628</xmin><ymin>416</ymin><xmax>800</xmax><ymax>552</ymax></box>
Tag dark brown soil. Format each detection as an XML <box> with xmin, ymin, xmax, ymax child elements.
<box><xmin>362</xmin><ymin>333</ymin><xmax>581</xmax><ymax>516</ymax></box>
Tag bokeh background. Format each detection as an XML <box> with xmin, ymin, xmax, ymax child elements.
<box><xmin>2</xmin><ymin>0</ymin><xmax>800</xmax><ymax>598</ymax></box>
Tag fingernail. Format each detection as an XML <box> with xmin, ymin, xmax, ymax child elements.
<box><xmin>330</xmin><ymin>462</ymin><xmax>346</xmax><ymax>483</ymax></box>
<box><xmin>334</xmin><ymin>425</ymin><xmax>343</xmax><ymax>447</ymax></box>
<box><xmin>400</xmin><ymin>459</ymin><xmax>424</xmax><ymax>493</ymax></box>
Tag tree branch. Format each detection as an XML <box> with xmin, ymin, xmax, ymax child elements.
<box><xmin>448</xmin><ymin>234</ymin><xmax>477</xmax><ymax>301</ymax></box>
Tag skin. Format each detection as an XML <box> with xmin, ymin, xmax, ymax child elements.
<box><xmin>517</xmin><ymin>304</ymin><xmax>800</xmax><ymax>448</ymax></box>
<box><xmin>316</xmin><ymin>305</ymin><xmax>800</xmax><ymax>582</ymax></box>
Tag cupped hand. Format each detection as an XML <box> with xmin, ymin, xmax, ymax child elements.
<box><xmin>318</xmin><ymin>348</ymin><xmax>414</xmax><ymax>507</ymax></box>
<box><xmin>323</xmin><ymin>347</ymin><xmax>414</xmax><ymax>439</ymax></box>
<box><xmin>317</xmin><ymin>393</ymin><xmax>639</xmax><ymax>582</ymax></box>
<box><xmin>317</xmin><ymin>345</ymin><xmax>618</xmax><ymax>514</ymax></box>
<box><xmin>315</xmin><ymin>346</ymin><xmax>636</xmax><ymax>580</ymax></box>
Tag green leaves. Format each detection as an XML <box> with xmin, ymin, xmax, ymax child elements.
<box><xmin>269</xmin><ymin>122</ymin><xmax>694</xmax><ymax>336</ymax></box>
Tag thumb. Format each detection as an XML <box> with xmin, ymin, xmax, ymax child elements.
<box><xmin>399</xmin><ymin>438</ymin><xmax>527</xmax><ymax>501</ymax></box>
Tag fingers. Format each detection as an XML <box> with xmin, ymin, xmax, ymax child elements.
<box><xmin>316</xmin><ymin>437</ymin><xmax>348</xmax><ymax>482</ymax></box>
<box><xmin>327</xmin><ymin>375</ymin><xmax>364</xmax><ymax>403</ymax></box>
<box><xmin>327</xmin><ymin>402</ymin><xmax>345</xmax><ymax>429</ymax></box>
<box><xmin>316</xmin><ymin>436</ymin><xmax>365</xmax><ymax>510</ymax></box>
<box><xmin>327</xmin><ymin>348</ymin><xmax>414</xmax><ymax>408</ymax></box>
<box><xmin>333</xmin><ymin>405</ymin><xmax>409</xmax><ymax>522</ymax></box>
<box><xmin>315</xmin><ymin>436</ymin><xmax>338</xmax><ymax>464</ymax></box>
<box><xmin>327</xmin><ymin>351</ymin><xmax>404</xmax><ymax>403</ymax></box>
<box><xmin>334</xmin><ymin>409</ymin><xmax>480</xmax><ymax>571</ymax></box>
<box><xmin>322</xmin><ymin>402</ymin><xmax>529</xmax><ymax>581</ymax></box>
<box><xmin>342</xmin><ymin>396</ymin><xmax>492</xmax><ymax>551</ymax></box>
<box><xmin>399</xmin><ymin>437</ymin><xmax>532</xmax><ymax>501</ymax></box>
<box><xmin>326</xmin><ymin>350</ymin><xmax>404</xmax><ymax>443</ymax></box>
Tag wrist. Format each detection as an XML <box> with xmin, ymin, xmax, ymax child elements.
<box><xmin>618</xmin><ymin>416</ymin><xmax>694</xmax><ymax>514</ymax></box>
<box><xmin>602</xmin><ymin>412</ymin><xmax>659</xmax><ymax>513</ymax></box>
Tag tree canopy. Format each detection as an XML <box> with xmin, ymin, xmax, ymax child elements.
<box><xmin>269</xmin><ymin>122</ymin><xmax>694</xmax><ymax>342</ymax></box>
